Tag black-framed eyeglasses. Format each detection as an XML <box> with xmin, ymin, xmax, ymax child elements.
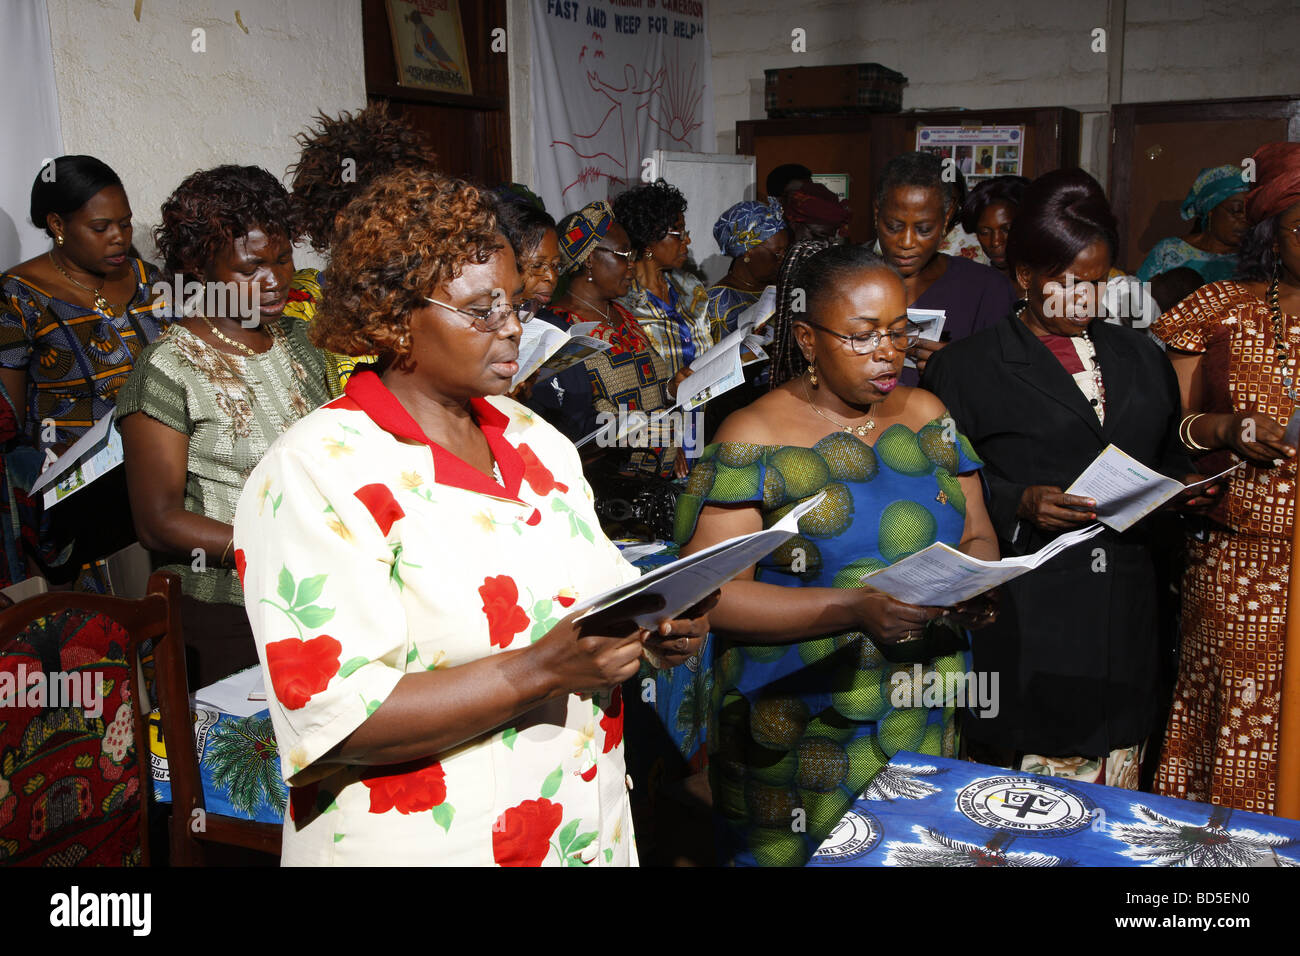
<box><xmin>425</xmin><ymin>296</ymin><xmax>529</xmax><ymax>332</ymax></box>
<box><xmin>801</xmin><ymin>319</ymin><xmax>922</xmax><ymax>354</ymax></box>
<box><xmin>592</xmin><ymin>245</ymin><xmax>639</xmax><ymax>263</ymax></box>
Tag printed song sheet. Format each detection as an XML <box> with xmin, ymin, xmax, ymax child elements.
<box><xmin>861</xmin><ymin>523</ymin><xmax>1105</xmax><ymax>606</ymax></box>
<box><xmin>1065</xmin><ymin>444</ymin><xmax>1241</xmax><ymax>532</ymax></box>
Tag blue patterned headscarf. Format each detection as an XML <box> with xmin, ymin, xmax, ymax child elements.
<box><xmin>1180</xmin><ymin>165</ymin><xmax>1249</xmax><ymax>222</ymax></box>
<box><xmin>713</xmin><ymin>199</ymin><xmax>787</xmax><ymax>258</ymax></box>
<box><xmin>556</xmin><ymin>200</ymin><xmax>615</xmax><ymax>274</ymax></box>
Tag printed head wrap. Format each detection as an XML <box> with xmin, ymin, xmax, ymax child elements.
<box><xmin>1244</xmin><ymin>143</ymin><xmax>1300</xmax><ymax>226</ymax></box>
<box><xmin>784</xmin><ymin>183</ymin><xmax>851</xmax><ymax>229</ymax></box>
<box><xmin>557</xmin><ymin>200</ymin><xmax>615</xmax><ymax>274</ymax></box>
<box><xmin>713</xmin><ymin>199</ymin><xmax>787</xmax><ymax>258</ymax></box>
<box><xmin>1179</xmin><ymin>165</ymin><xmax>1249</xmax><ymax>222</ymax></box>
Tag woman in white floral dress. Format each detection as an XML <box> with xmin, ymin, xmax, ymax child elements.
<box><xmin>233</xmin><ymin>168</ymin><xmax>712</xmax><ymax>866</ymax></box>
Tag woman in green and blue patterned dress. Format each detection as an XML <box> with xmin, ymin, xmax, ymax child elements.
<box><xmin>675</xmin><ymin>245</ymin><xmax>1000</xmax><ymax>866</ymax></box>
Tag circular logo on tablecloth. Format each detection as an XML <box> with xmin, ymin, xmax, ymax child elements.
<box><xmin>956</xmin><ymin>776</ymin><xmax>1092</xmax><ymax>837</ymax></box>
<box><xmin>810</xmin><ymin>809</ymin><xmax>882</xmax><ymax>864</ymax></box>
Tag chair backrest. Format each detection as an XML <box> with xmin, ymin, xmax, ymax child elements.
<box><xmin>0</xmin><ymin>571</ymin><xmax>177</xmax><ymax>866</ymax></box>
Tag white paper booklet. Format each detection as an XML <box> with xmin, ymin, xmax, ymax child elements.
<box><xmin>1065</xmin><ymin>444</ymin><xmax>1241</xmax><ymax>532</ymax></box>
<box><xmin>31</xmin><ymin>414</ymin><xmax>125</xmax><ymax>509</ymax></box>
<box><xmin>511</xmin><ymin>320</ymin><xmax>612</xmax><ymax>388</ymax></box>
<box><xmin>904</xmin><ymin>308</ymin><xmax>946</xmax><ymax>369</ymax></box>
<box><xmin>193</xmin><ymin>665</ymin><xmax>267</xmax><ymax>719</ymax></box>
<box><xmin>861</xmin><ymin>523</ymin><xmax>1106</xmax><ymax>606</ymax></box>
<box><xmin>572</xmin><ymin>491</ymin><xmax>827</xmax><ymax>628</ymax></box>
<box><xmin>678</xmin><ymin>325</ymin><xmax>755</xmax><ymax>410</ymax></box>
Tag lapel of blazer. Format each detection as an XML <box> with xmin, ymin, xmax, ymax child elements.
<box><xmin>1091</xmin><ymin>321</ymin><xmax>1135</xmax><ymax>442</ymax></box>
<box><xmin>1000</xmin><ymin>315</ymin><xmax>1104</xmax><ymax>439</ymax></box>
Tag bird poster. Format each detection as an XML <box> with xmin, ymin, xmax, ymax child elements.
<box><xmin>385</xmin><ymin>0</ymin><xmax>472</xmax><ymax>95</ymax></box>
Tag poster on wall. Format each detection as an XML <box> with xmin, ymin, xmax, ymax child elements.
<box><xmin>915</xmin><ymin>125</ymin><xmax>1024</xmax><ymax>190</ymax></box>
<box><xmin>531</xmin><ymin>0</ymin><xmax>715</xmax><ymax>220</ymax></box>
<box><xmin>385</xmin><ymin>0</ymin><xmax>473</xmax><ymax>95</ymax></box>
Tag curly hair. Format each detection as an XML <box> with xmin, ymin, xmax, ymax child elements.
<box><xmin>613</xmin><ymin>179</ymin><xmax>687</xmax><ymax>256</ymax></box>
<box><xmin>311</xmin><ymin>167</ymin><xmax>503</xmax><ymax>370</ymax></box>
<box><xmin>288</xmin><ymin>103</ymin><xmax>439</xmax><ymax>255</ymax></box>
<box><xmin>154</xmin><ymin>165</ymin><xmax>302</xmax><ymax>277</ymax></box>
<box><xmin>491</xmin><ymin>194</ymin><xmax>556</xmax><ymax>260</ymax></box>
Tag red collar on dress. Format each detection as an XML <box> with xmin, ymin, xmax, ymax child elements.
<box><xmin>341</xmin><ymin>370</ymin><xmax>525</xmax><ymax>502</ymax></box>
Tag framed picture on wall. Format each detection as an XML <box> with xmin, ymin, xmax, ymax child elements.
<box><xmin>385</xmin><ymin>0</ymin><xmax>473</xmax><ymax>95</ymax></box>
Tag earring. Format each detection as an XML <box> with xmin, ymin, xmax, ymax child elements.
<box><xmin>744</xmin><ymin>254</ymin><xmax>751</xmax><ymax>264</ymax></box>
<box><xmin>809</xmin><ymin>361</ymin><xmax>818</xmax><ymax>386</ymax></box>
<box><xmin>54</xmin><ymin>235</ymin><xmax>63</xmax><ymax>247</ymax></box>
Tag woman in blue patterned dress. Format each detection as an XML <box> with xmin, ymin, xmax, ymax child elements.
<box><xmin>675</xmin><ymin>245</ymin><xmax>1000</xmax><ymax>866</ymax></box>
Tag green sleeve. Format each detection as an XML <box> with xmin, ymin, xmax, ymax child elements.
<box><xmin>114</xmin><ymin>340</ymin><xmax>193</xmax><ymax>435</ymax></box>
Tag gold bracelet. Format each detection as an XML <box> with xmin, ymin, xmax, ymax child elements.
<box><xmin>220</xmin><ymin>537</ymin><xmax>234</xmax><ymax>567</ymax></box>
<box><xmin>1180</xmin><ymin>413</ymin><xmax>1210</xmax><ymax>452</ymax></box>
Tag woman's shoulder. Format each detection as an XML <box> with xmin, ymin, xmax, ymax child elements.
<box><xmin>712</xmin><ymin>387</ymin><xmax>799</xmax><ymax>446</ymax></box>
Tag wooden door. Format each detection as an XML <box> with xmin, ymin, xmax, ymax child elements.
<box><xmin>1110</xmin><ymin>97</ymin><xmax>1300</xmax><ymax>273</ymax></box>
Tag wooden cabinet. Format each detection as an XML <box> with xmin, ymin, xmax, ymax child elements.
<box><xmin>1109</xmin><ymin>96</ymin><xmax>1300</xmax><ymax>273</ymax></box>
<box><xmin>736</xmin><ymin>107</ymin><xmax>1079</xmax><ymax>246</ymax></box>
<box><xmin>362</xmin><ymin>0</ymin><xmax>510</xmax><ymax>184</ymax></box>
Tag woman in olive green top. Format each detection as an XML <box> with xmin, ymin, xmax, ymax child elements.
<box><xmin>117</xmin><ymin>166</ymin><xmax>332</xmax><ymax>687</ymax></box>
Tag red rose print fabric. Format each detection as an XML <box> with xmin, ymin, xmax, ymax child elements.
<box><xmin>518</xmin><ymin>443</ymin><xmax>569</xmax><ymax>496</ymax></box>
<box><xmin>354</xmin><ymin>483</ymin><xmax>406</xmax><ymax>535</ymax></box>
<box><xmin>492</xmin><ymin>798</ymin><xmax>564</xmax><ymax>866</ymax></box>
<box><xmin>361</xmin><ymin>760</ymin><xmax>447</xmax><ymax>814</ymax></box>
<box><xmin>479</xmin><ymin>575</ymin><xmax>530</xmax><ymax>649</ymax></box>
<box><xmin>265</xmin><ymin>635</ymin><xmax>343</xmax><ymax>710</ymax></box>
<box><xmin>600</xmin><ymin>685</ymin><xmax>624</xmax><ymax>754</ymax></box>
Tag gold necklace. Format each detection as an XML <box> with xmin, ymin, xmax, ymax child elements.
<box><xmin>202</xmin><ymin>315</ymin><xmax>266</xmax><ymax>357</ymax></box>
<box><xmin>48</xmin><ymin>250</ymin><xmax>117</xmax><ymax>316</ymax></box>
<box><xmin>802</xmin><ymin>373</ymin><xmax>876</xmax><ymax>436</ymax></box>
<box><xmin>568</xmin><ymin>291</ymin><xmax>611</xmax><ymax>322</ymax></box>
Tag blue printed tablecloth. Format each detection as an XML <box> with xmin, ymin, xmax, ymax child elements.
<box><xmin>809</xmin><ymin>751</ymin><xmax>1300</xmax><ymax>867</ymax></box>
<box><xmin>149</xmin><ymin>707</ymin><xmax>286</xmax><ymax>824</ymax></box>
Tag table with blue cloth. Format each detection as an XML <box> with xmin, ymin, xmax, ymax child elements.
<box><xmin>809</xmin><ymin>751</ymin><xmax>1300</xmax><ymax>867</ymax></box>
<box><xmin>149</xmin><ymin>705</ymin><xmax>286</xmax><ymax>825</ymax></box>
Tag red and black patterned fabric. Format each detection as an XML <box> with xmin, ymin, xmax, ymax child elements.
<box><xmin>0</xmin><ymin>608</ymin><xmax>144</xmax><ymax>866</ymax></box>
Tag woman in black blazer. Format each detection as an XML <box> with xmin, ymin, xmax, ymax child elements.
<box><xmin>925</xmin><ymin>169</ymin><xmax>1212</xmax><ymax>788</ymax></box>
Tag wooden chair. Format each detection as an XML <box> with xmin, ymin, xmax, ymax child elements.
<box><xmin>0</xmin><ymin>571</ymin><xmax>171</xmax><ymax>866</ymax></box>
<box><xmin>147</xmin><ymin>573</ymin><xmax>281</xmax><ymax>865</ymax></box>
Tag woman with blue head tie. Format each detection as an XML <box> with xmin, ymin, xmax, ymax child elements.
<box><xmin>706</xmin><ymin>199</ymin><xmax>789</xmax><ymax>339</ymax></box>
<box><xmin>1137</xmin><ymin>165</ymin><xmax>1250</xmax><ymax>283</ymax></box>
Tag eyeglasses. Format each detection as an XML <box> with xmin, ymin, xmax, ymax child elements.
<box><xmin>592</xmin><ymin>246</ymin><xmax>639</xmax><ymax>263</ymax></box>
<box><xmin>801</xmin><ymin>319</ymin><xmax>923</xmax><ymax>354</ymax></box>
<box><xmin>664</xmin><ymin>229</ymin><xmax>689</xmax><ymax>241</ymax></box>
<box><xmin>424</xmin><ymin>296</ymin><xmax>529</xmax><ymax>332</ymax></box>
<box><xmin>520</xmin><ymin>257</ymin><xmax>562</xmax><ymax>278</ymax></box>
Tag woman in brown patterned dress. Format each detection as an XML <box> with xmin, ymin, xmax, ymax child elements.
<box><xmin>1153</xmin><ymin>142</ymin><xmax>1300</xmax><ymax>814</ymax></box>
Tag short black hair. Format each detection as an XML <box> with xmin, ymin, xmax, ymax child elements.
<box><xmin>612</xmin><ymin>179</ymin><xmax>687</xmax><ymax>255</ymax></box>
<box><xmin>1149</xmin><ymin>266</ymin><xmax>1209</xmax><ymax>314</ymax></box>
<box><xmin>492</xmin><ymin>196</ymin><xmax>556</xmax><ymax>260</ymax></box>
<box><xmin>874</xmin><ymin>151</ymin><xmax>957</xmax><ymax>219</ymax></box>
<box><xmin>30</xmin><ymin>155</ymin><xmax>124</xmax><ymax>237</ymax></box>
<box><xmin>960</xmin><ymin>175</ymin><xmax>1030</xmax><ymax>234</ymax></box>
<box><xmin>1004</xmin><ymin>168</ymin><xmax>1118</xmax><ymax>276</ymax></box>
<box><xmin>766</xmin><ymin>163</ymin><xmax>812</xmax><ymax>199</ymax></box>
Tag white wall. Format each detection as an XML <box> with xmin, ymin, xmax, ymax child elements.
<box><xmin>706</xmin><ymin>0</ymin><xmax>1300</xmax><ymax>186</ymax></box>
<box><xmin>44</xmin><ymin>0</ymin><xmax>368</xmax><ymax>267</ymax></box>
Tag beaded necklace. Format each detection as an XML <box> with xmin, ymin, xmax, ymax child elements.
<box><xmin>1269</xmin><ymin>276</ymin><xmax>1297</xmax><ymax>402</ymax></box>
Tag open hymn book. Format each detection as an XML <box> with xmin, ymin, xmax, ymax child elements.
<box><xmin>571</xmin><ymin>491</ymin><xmax>826</xmax><ymax>629</ymax></box>
<box><xmin>510</xmin><ymin>319</ymin><xmax>612</xmax><ymax>389</ymax></box>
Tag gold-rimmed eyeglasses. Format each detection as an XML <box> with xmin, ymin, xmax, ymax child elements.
<box><xmin>800</xmin><ymin>319</ymin><xmax>923</xmax><ymax>355</ymax></box>
<box><xmin>425</xmin><ymin>296</ymin><xmax>529</xmax><ymax>333</ymax></box>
